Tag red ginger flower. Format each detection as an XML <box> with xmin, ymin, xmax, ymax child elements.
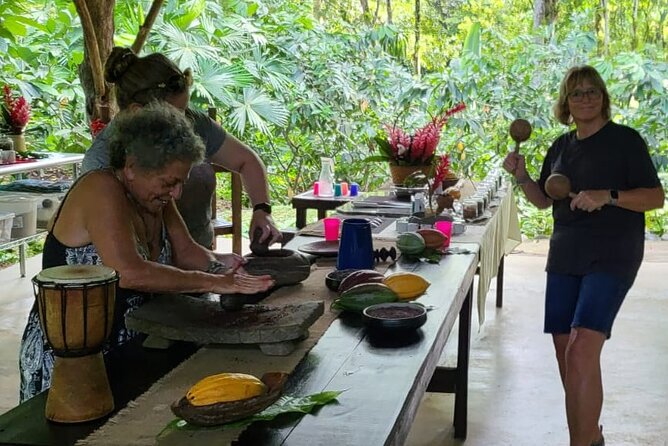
<box><xmin>2</xmin><ymin>85</ymin><xmax>31</xmax><ymax>134</ymax></box>
<box><xmin>382</xmin><ymin>102</ymin><xmax>465</xmax><ymax>165</ymax></box>
<box><xmin>430</xmin><ymin>154</ymin><xmax>450</xmax><ymax>192</ymax></box>
<box><xmin>90</xmin><ymin>118</ymin><xmax>107</xmax><ymax>138</ymax></box>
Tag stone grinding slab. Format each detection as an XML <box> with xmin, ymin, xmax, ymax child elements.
<box><xmin>125</xmin><ymin>294</ymin><xmax>324</xmax><ymax>346</ymax></box>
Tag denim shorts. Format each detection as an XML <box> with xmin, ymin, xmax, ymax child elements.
<box><xmin>544</xmin><ymin>272</ymin><xmax>635</xmax><ymax>338</ymax></box>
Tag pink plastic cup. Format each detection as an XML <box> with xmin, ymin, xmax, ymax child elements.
<box><xmin>323</xmin><ymin>217</ymin><xmax>341</xmax><ymax>241</ymax></box>
<box><xmin>434</xmin><ymin>220</ymin><xmax>453</xmax><ymax>248</ymax></box>
<box><xmin>313</xmin><ymin>181</ymin><xmax>320</xmax><ymax>196</ymax></box>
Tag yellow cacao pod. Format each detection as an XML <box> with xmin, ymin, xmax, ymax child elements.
<box><xmin>416</xmin><ymin>228</ymin><xmax>447</xmax><ymax>249</ymax></box>
<box><xmin>382</xmin><ymin>272</ymin><xmax>431</xmax><ymax>300</ymax></box>
<box><xmin>186</xmin><ymin>373</ymin><xmax>267</xmax><ymax>406</ymax></box>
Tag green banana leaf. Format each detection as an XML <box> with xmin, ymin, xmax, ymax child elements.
<box><xmin>158</xmin><ymin>390</ymin><xmax>343</xmax><ymax>438</ymax></box>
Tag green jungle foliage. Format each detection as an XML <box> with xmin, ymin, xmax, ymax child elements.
<box><xmin>1</xmin><ymin>0</ymin><xmax>666</xmax><ymax>237</ymax></box>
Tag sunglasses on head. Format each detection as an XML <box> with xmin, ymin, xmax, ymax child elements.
<box><xmin>132</xmin><ymin>68</ymin><xmax>193</xmax><ymax>101</ymax></box>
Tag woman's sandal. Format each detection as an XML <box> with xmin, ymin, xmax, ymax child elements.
<box><xmin>591</xmin><ymin>425</ymin><xmax>605</xmax><ymax>446</ymax></box>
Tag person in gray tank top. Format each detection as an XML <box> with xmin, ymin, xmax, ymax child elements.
<box><xmin>83</xmin><ymin>47</ymin><xmax>281</xmax><ymax>249</ymax></box>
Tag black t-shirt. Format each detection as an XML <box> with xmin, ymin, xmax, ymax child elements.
<box><xmin>538</xmin><ymin>121</ymin><xmax>661</xmax><ymax>278</ymax></box>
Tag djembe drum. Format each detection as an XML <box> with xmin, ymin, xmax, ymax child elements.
<box><xmin>33</xmin><ymin>265</ymin><xmax>118</xmax><ymax>423</ymax></box>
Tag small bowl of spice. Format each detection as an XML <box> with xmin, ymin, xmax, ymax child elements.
<box><xmin>362</xmin><ymin>302</ymin><xmax>427</xmax><ymax>333</ymax></box>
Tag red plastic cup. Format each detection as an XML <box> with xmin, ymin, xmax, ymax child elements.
<box><xmin>313</xmin><ymin>181</ymin><xmax>320</xmax><ymax>196</ymax></box>
<box><xmin>434</xmin><ymin>220</ymin><xmax>453</xmax><ymax>248</ymax></box>
<box><xmin>340</xmin><ymin>182</ymin><xmax>349</xmax><ymax>196</ymax></box>
<box><xmin>323</xmin><ymin>217</ymin><xmax>341</xmax><ymax>241</ymax></box>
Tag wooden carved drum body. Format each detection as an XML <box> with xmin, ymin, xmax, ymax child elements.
<box><xmin>34</xmin><ymin>265</ymin><xmax>117</xmax><ymax>356</ymax></box>
<box><xmin>32</xmin><ymin>265</ymin><xmax>118</xmax><ymax>423</ymax></box>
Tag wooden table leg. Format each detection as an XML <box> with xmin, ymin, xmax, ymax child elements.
<box><xmin>317</xmin><ymin>208</ymin><xmax>327</xmax><ymax>221</ymax></box>
<box><xmin>496</xmin><ymin>255</ymin><xmax>505</xmax><ymax>308</ymax></box>
<box><xmin>453</xmin><ymin>283</ymin><xmax>473</xmax><ymax>439</ymax></box>
<box><xmin>295</xmin><ymin>208</ymin><xmax>307</xmax><ymax>229</ymax></box>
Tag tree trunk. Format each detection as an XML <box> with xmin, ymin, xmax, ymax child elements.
<box><xmin>533</xmin><ymin>0</ymin><xmax>557</xmax><ymax>29</ymax></box>
<box><xmin>599</xmin><ymin>0</ymin><xmax>609</xmax><ymax>54</ymax></box>
<box><xmin>75</xmin><ymin>0</ymin><xmax>164</xmax><ymax>124</ymax></box>
<box><xmin>414</xmin><ymin>0</ymin><xmax>421</xmax><ymax>77</ymax></box>
<box><xmin>373</xmin><ymin>0</ymin><xmax>381</xmax><ymax>24</ymax></box>
<box><xmin>360</xmin><ymin>0</ymin><xmax>369</xmax><ymax>15</ymax></box>
<box><xmin>630</xmin><ymin>0</ymin><xmax>638</xmax><ymax>50</ymax></box>
<box><xmin>659</xmin><ymin>9</ymin><xmax>667</xmax><ymax>49</ymax></box>
<box><xmin>76</xmin><ymin>0</ymin><xmax>116</xmax><ymax>122</ymax></box>
<box><xmin>532</xmin><ymin>0</ymin><xmax>544</xmax><ymax>30</ymax></box>
<box><xmin>386</xmin><ymin>0</ymin><xmax>392</xmax><ymax>24</ymax></box>
<box><xmin>132</xmin><ymin>0</ymin><xmax>165</xmax><ymax>54</ymax></box>
<box><xmin>313</xmin><ymin>0</ymin><xmax>322</xmax><ymax>19</ymax></box>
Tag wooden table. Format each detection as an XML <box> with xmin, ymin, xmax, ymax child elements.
<box><xmin>0</xmin><ymin>237</ymin><xmax>479</xmax><ymax>445</ymax></box>
<box><xmin>0</xmin><ymin>337</ymin><xmax>197</xmax><ymax>446</ymax></box>
<box><xmin>238</xmin><ymin>240</ymin><xmax>479</xmax><ymax>445</ymax></box>
<box><xmin>291</xmin><ymin>190</ymin><xmax>357</xmax><ymax>228</ymax></box>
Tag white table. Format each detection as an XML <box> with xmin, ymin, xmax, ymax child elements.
<box><xmin>372</xmin><ymin>182</ymin><xmax>522</xmax><ymax>324</ymax></box>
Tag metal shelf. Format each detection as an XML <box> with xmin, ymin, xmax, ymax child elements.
<box><xmin>1</xmin><ymin>152</ymin><xmax>83</xmax><ymax>277</ymax></box>
<box><xmin>0</xmin><ymin>230</ymin><xmax>48</xmax><ymax>278</ymax></box>
<box><xmin>0</xmin><ymin>230</ymin><xmax>48</xmax><ymax>251</ymax></box>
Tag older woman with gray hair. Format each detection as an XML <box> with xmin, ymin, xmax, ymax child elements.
<box><xmin>83</xmin><ymin>46</ymin><xmax>282</xmax><ymax>251</ymax></box>
<box><xmin>18</xmin><ymin>102</ymin><xmax>273</xmax><ymax>402</ymax></box>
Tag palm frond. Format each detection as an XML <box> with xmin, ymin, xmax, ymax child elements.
<box><xmin>158</xmin><ymin>23</ymin><xmax>218</xmax><ymax>70</ymax></box>
<box><xmin>243</xmin><ymin>48</ymin><xmax>294</xmax><ymax>93</ymax></box>
<box><xmin>228</xmin><ymin>88</ymin><xmax>288</xmax><ymax>135</ymax></box>
<box><xmin>195</xmin><ymin>59</ymin><xmax>254</xmax><ymax>106</ymax></box>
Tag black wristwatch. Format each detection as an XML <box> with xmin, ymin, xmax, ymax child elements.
<box><xmin>608</xmin><ymin>190</ymin><xmax>619</xmax><ymax>206</ymax></box>
<box><xmin>253</xmin><ymin>202</ymin><xmax>272</xmax><ymax>214</ymax></box>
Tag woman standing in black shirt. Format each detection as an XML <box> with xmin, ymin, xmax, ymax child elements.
<box><xmin>504</xmin><ymin>65</ymin><xmax>664</xmax><ymax>446</ymax></box>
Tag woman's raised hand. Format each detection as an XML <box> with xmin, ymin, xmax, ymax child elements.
<box><xmin>503</xmin><ymin>152</ymin><xmax>528</xmax><ymax>180</ymax></box>
<box><xmin>213</xmin><ymin>271</ymin><xmax>274</xmax><ymax>295</ymax></box>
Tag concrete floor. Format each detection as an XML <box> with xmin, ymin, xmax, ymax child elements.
<box><xmin>1</xmin><ymin>240</ymin><xmax>667</xmax><ymax>445</ymax></box>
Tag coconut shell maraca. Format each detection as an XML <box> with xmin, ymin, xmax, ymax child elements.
<box><xmin>544</xmin><ymin>173</ymin><xmax>577</xmax><ymax>200</ymax></box>
<box><xmin>509</xmin><ymin>119</ymin><xmax>532</xmax><ymax>153</ymax></box>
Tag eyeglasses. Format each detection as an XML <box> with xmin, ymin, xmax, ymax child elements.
<box><xmin>568</xmin><ymin>88</ymin><xmax>602</xmax><ymax>102</ymax></box>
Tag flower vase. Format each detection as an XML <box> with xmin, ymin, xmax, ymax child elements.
<box><xmin>388</xmin><ymin>164</ymin><xmax>431</xmax><ymax>186</ymax></box>
<box><xmin>8</xmin><ymin>133</ymin><xmax>26</xmax><ymax>153</ymax></box>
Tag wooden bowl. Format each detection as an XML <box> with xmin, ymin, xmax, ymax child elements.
<box><xmin>171</xmin><ymin>372</ymin><xmax>289</xmax><ymax>426</ymax></box>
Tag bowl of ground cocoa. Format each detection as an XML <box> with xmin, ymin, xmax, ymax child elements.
<box><xmin>362</xmin><ymin>302</ymin><xmax>427</xmax><ymax>333</ymax></box>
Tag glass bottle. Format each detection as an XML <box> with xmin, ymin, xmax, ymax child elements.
<box><xmin>318</xmin><ymin>157</ymin><xmax>334</xmax><ymax>197</ymax></box>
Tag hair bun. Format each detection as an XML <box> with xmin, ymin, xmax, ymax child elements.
<box><xmin>105</xmin><ymin>47</ymin><xmax>138</xmax><ymax>83</ymax></box>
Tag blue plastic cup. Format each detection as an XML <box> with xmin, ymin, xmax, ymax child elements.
<box><xmin>337</xmin><ymin>218</ymin><xmax>374</xmax><ymax>270</ymax></box>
